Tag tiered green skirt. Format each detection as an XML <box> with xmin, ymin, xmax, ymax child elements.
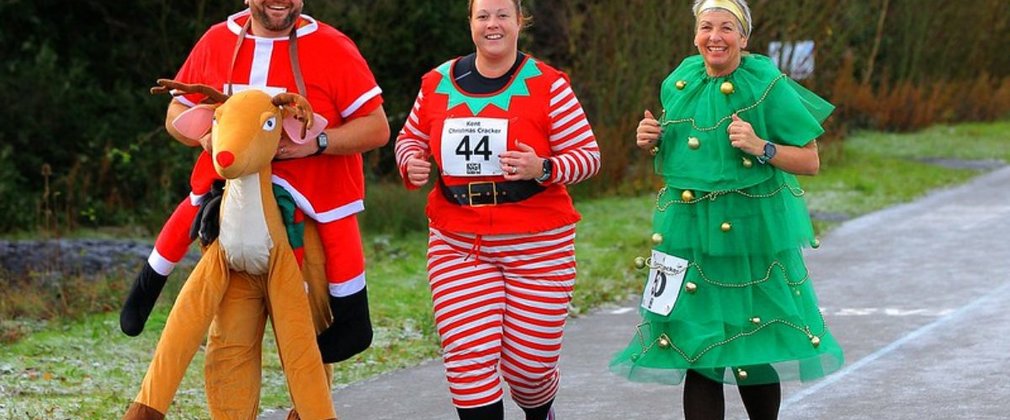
<box><xmin>610</xmin><ymin>171</ymin><xmax>843</xmax><ymax>385</ymax></box>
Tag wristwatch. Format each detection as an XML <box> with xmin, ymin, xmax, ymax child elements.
<box><xmin>756</xmin><ymin>141</ymin><xmax>777</xmax><ymax>164</ymax></box>
<box><xmin>534</xmin><ymin>158</ymin><xmax>553</xmax><ymax>183</ymax></box>
<box><xmin>313</xmin><ymin>132</ymin><xmax>329</xmax><ymax>156</ymax></box>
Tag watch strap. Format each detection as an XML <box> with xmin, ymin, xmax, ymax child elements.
<box><xmin>535</xmin><ymin>158</ymin><xmax>553</xmax><ymax>183</ymax></box>
<box><xmin>312</xmin><ymin>133</ymin><xmax>328</xmax><ymax>156</ymax></box>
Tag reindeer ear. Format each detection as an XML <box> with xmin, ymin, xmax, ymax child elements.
<box><xmin>283</xmin><ymin>113</ymin><xmax>328</xmax><ymax>145</ymax></box>
<box><xmin>172</xmin><ymin>104</ymin><xmax>216</xmax><ymax>139</ymax></box>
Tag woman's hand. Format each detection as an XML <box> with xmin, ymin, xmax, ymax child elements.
<box><xmin>727</xmin><ymin>114</ymin><xmax>764</xmax><ymax>156</ymax></box>
<box><xmin>636</xmin><ymin>110</ymin><xmax>661</xmax><ymax>150</ymax></box>
<box><xmin>729</xmin><ymin>114</ymin><xmax>821</xmax><ymax>175</ymax></box>
<box><xmin>405</xmin><ymin>151</ymin><xmax>432</xmax><ymax>187</ymax></box>
<box><xmin>499</xmin><ymin>141</ymin><xmax>542</xmax><ymax>181</ymax></box>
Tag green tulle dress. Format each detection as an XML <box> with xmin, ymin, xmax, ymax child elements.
<box><xmin>610</xmin><ymin>54</ymin><xmax>844</xmax><ymax>385</ymax></box>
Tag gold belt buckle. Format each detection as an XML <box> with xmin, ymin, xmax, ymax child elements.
<box><xmin>467</xmin><ymin>181</ymin><xmax>497</xmax><ymax>207</ymax></box>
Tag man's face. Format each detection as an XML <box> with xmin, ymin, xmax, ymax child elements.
<box><xmin>247</xmin><ymin>0</ymin><xmax>303</xmax><ymax>35</ymax></box>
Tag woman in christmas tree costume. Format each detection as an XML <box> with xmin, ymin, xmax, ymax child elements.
<box><xmin>611</xmin><ymin>0</ymin><xmax>843</xmax><ymax>418</ymax></box>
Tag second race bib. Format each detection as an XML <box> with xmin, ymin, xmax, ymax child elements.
<box><xmin>641</xmin><ymin>250</ymin><xmax>689</xmax><ymax>316</ymax></box>
<box><xmin>440</xmin><ymin>118</ymin><xmax>508</xmax><ymax>177</ymax></box>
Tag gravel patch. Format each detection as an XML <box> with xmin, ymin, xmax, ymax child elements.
<box><xmin>0</xmin><ymin>239</ymin><xmax>196</xmax><ymax>281</ymax></box>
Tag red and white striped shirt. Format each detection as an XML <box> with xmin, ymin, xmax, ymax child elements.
<box><xmin>395</xmin><ymin>56</ymin><xmax>600</xmax><ymax>234</ymax></box>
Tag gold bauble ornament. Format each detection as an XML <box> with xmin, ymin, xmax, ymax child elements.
<box><xmin>750</xmin><ymin>317</ymin><xmax>761</xmax><ymax>325</ymax></box>
<box><xmin>685</xmin><ymin>282</ymin><xmax>698</xmax><ymax>293</ymax></box>
<box><xmin>658</xmin><ymin>336</ymin><xmax>671</xmax><ymax>348</ymax></box>
<box><xmin>634</xmin><ymin>256</ymin><xmax>646</xmax><ymax>270</ymax></box>
<box><xmin>742</xmin><ymin>157</ymin><xmax>753</xmax><ymax>168</ymax></box>
<box><xmin>650</xmin><ymin>146</ymin><xmax>659</xmax><ymax>156</ymax></box>
<box><xmin>811</xmin><ymin>336</ymin><xmax>821</xmax><ymax>348</ymax></box>
<box><xmin>676</xmin><ymin>80</ymin><xmax>687</xmax><ymax>90</ymax></box>
<box><xmin>720</xmin><ymin>81</ymin><xmax>735</xmax><ymax>95</ymax></box>
<box><xmin>721</xmin><ymin>222</ymin><xmax>732</xmax><ymax>232</ymax></box>
<box><xmin>687</xmin><ymin>137</ymin><xmax>701</xmax><ymax>150</ymax></box>
<box><xmin>737</xmin><ymin>369</ymin><xmax>748</xmax><ymax>380</ymax></box>
<box><xmin>651</xmin><ymin>233</ymin><xmax>664</xmax><ymax>245</ymax></box>
<box><xmin>681</xmin><ymin>190</ymin><xmax>695</xmax><ymax>202</ymax></box>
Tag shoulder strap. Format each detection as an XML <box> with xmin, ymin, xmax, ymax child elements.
<box><xmin>226</xmin><ymin>17</ymin><xmax>307</xmax><ymax>96</ymax></box>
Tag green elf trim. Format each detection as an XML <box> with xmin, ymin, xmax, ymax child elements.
<box><xmin>434</xmin><ymin>56</ymin><xmax>542</xmax><ymax>114</ymax></box>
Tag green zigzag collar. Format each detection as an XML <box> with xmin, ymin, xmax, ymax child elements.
<box><xmin>434</xmin><ymin>56</ymin><xmax>542</xmax><ymax>114</ymax></box>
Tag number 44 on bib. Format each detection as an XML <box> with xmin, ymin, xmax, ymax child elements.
<box><xmin>440</xmin><ymin>117</ymin><xmax>509</xmax><ymax>177</ymax></box>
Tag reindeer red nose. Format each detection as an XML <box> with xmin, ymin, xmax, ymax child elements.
<box><xmin>216</xmin><ymin>151</ymin><xmax>235</xmax><ymax>168</ymax></box>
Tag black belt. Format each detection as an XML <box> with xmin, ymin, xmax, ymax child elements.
<box><xmin>439</xmin><ymin>178</ymin><xmax>546</xmax><ymax>206</ymax></box>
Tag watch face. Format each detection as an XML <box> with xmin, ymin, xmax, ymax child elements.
<box><xmin>764</xmin><ymin>142</ymin><xmax>777</xmax><ymax>158</ymax></box>
<box><xmin>317</xmin><ymin>132</ymin><xmax>329</xmax><ymax>148</ymax></box>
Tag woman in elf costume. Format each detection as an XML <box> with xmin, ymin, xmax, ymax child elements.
<box><xmin>395</xmin><ymin>0</ymin><xmax>601</xmax><ymax>418</ymax></box>
<box><xmin>611</xmin><ymin>0</ymin><xmax>843</xmax><ymax>418</ymax></box>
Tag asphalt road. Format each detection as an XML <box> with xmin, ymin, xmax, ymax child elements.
<box><xmin>263</xmin><ymin>165</ymin><xmax>1010</xmax><ymax>420</ymax></box>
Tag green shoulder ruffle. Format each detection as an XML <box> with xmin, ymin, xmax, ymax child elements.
<box><xmin>655</xmin><ymin>54</ymin><xmax>834</xmax><ymax>192</ymax></box>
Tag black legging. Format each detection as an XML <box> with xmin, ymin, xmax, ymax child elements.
<box><xmin>456</xmin><ymin>398</ymin><xmax>554</xmax><ymax>420</ymax></box>
<box><xmin>683</xmin><ymin>368</ymin><xmax>781</xmax><ymax>420</ymax></box>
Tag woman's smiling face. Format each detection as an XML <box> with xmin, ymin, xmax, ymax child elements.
<box><xmin>469</xmin><ymin>0</ymin><xmax>521</xmax><ymax>60</ymax></box>
<box><xmin>694</xmin><ymin>9</ymin><xmax>748</xmax><ymax>77</ymax></box>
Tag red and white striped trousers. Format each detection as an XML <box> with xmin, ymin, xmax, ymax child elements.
<box><xmin>427</xmin><ymin>225</ymin><xmax>577</xmax><ymax>410</ymax></box>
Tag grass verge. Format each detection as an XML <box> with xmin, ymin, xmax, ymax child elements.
<box><xmin>1</xmin><ymin>121</ymin><xmax>1007</xmax><ymax>417</ymax></box>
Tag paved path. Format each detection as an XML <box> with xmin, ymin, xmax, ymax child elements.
<box><xmin>264</xmin><ymin>166</ymin><xmax>1010</xmax><ymax>420</ymax></box>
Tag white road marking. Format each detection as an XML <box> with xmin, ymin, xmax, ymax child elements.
<box><xmin>781</xmin><ymin>280</ymin><xmax>1010</xmax><ymax>410</ymax></box>
<box><xmin>824</xmin><ymin>307</ymin><xmax>955</xmax><ymax>317</ymax></box>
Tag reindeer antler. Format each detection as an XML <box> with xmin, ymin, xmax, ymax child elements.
<box><xmin>272</xmin><ymin>93</ymin><xmax>314</xmax><ymax>138</ymax></box>
<box><xmin>150</xmin><ymin>79</ymin><xmax>229</xmax><ymax>104</ymax></box>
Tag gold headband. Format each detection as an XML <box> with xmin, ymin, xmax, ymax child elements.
<box><xmin>695</xmin><ymin>0</ymin><xmax>750</xmax><ymax>36</ymax></box>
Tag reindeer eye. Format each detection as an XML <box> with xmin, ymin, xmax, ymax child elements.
<box><xmin>263</xmin><ymin>117</ymin><xmax>277</xmax><ymax>131</ymax></box>
<box><xmin>212</xmin><ymin>116</ymin><xmax>218</xmax><ymax>126</ymax></box>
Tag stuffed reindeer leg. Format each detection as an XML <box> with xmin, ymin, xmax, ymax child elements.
<box><xmin>125</xmin><ymin>242</ymin><xmax>232</xmax><ymax>418</ymax></box>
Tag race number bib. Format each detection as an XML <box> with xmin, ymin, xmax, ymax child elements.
<box><xmin>440</xmin><ymin>118</ymin><xmax>508</xmax><ymax>177</ymax></box>
<box><xmin>641</xmin><ymin>250</ymin><xmax>689</xmax><ymax>316</ymax></box>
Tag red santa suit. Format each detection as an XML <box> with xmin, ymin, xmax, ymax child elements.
<box><xmin>150</xmin><ymin>10</ymin><xmax>382</xmax><ymax>297</ymax></box>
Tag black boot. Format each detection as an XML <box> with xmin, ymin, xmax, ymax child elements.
<box><xmin>119</xmin><ymin>262</ymin><xmax>168</xmax><ymax>336</ymax></box>
<box><xmin>316</xmin><ymin>287</ymin><xmax>373</xmax><ymax>363</ymax></box>
<box><xmin>456</xmin><ymin>400</ymin><xmax>504</xmax><ymax>420</ymax></box>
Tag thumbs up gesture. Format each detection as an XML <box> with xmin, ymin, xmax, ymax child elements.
<box><xmin>727</xmin><ymin>114</ymin><xmax>761</xmax><ymax>156</ymax></box>
<box><xmin>636</xmin><ymin>110</ymin><xmax>661</xmax><ymax>151</ymax></box>
<box><xmin>405</xmin><ymin>150</ymin><xmax>431</xmax><ymax>187</ymax></box>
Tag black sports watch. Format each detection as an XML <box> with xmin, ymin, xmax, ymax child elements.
<box><xmin>313</xmin><ymin>132</ymin><xmax>329</xmax><ymax>156</ymax></box>
<box><xmin>534</xmin><ymin>158</ymin><xmax>553</xmax><ymax>183</ymax></box>
<box><xmin>756</xmin><ymin>141</ymin><xmax>777</xmax><ymax>164</ymax></box>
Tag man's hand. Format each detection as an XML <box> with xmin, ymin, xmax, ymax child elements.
<box><xmin>275</xmin><ymin>135</ymin><xmax>317</xmax><ymax>160</ymax></box>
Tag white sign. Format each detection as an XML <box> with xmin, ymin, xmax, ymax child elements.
<box><xmin>641</xmin><ymin>250</ymin><xmax>689</xmax><ymax>316</ymax></box>
<box><xmin>768</xmin><ymin>40</ymin><xmax>815</xmax><ymax>80</ymax></box>
<box><xmin>440</xmin><ymin>118</ymin><xmax>508</xmax><ymax>177</ymax></box>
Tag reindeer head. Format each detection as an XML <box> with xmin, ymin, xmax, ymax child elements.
<box><xmin>152</xmin><ymin>79</ymin><xmax>325</xmax><ymax>180</ymax></box>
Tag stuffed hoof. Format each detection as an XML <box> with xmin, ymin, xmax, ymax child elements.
<box><xmin>123</xmin><ymin>402</ymin><xmax>165</xmax><ymax>420</ymax></box>
<box><xmin>317</xmin><ymin>287</ymin><xmax>373</xmax><ymax>363</ymax></box>
<box><xmin>120</xmin><ymin>262</ymin><xmax>168</xmax><ymax>336</ymax></box>
<box><xmin>285</xmin><ymin>409</ymin><xmax>337</xmax><ymax>420</ymax></box>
